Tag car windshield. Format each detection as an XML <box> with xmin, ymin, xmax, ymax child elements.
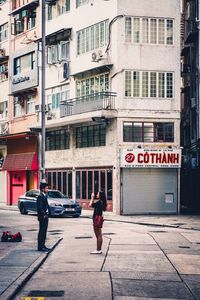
<box><xmin>48</xmin><ymin>191</ymin><xmax>65</xmax><ymax>199</ymax></box>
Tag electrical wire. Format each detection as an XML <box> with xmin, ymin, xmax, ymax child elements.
<box><xmin>105</xmin><ymin>14</ymin><xmax>125</xmax><ymax>53</ymax></box>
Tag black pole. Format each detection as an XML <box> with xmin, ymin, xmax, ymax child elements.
<box><xmin>41</xmin><ymin>0</ymin><xmax>46</xmax><ymax>181</ymax></box>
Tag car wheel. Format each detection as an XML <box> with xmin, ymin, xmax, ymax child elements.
<box><xmin>20</xmin><ymin>204</ymin><xmax>28</xmax><ymax>215</ymax></box>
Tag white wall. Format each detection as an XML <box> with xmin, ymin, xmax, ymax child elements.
<box><xmin>44</xmin><ymin>0</ymin><xmax>181</xmax><ymax>214</ymax></box>
<box><xmin>0</xmin><ymin>171</ymin><xmax>7</xmax><ymax>204</ymax></box>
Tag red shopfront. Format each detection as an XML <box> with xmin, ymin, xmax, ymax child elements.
<box><xmin>1</xmin><ymin>133</ymin><xmax>39</xmax><ymax>205</ymax></box>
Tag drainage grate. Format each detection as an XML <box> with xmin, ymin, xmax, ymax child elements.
<box><xmin>50</xmin><ymin>232</ymin><xmax>61</xmax><ymax>235</ymax></box>
<box><xmin>179</xmin><ymin>246</ymin><xmax>190</xmax><ymax>249</ymax></box>
<box><xmin>27</xmin><ymin>229</ymin><xmax>37</xmax><ymax>231</ymax></box>
<box><xmin>150</xmin><ymin>230</ymin><xmax>167</xmax><ymax>233</ymax></box>
<box><xmin>49</xmin><ymin>230</ymin><xmax>63</xmax><ymax>233</ymax></box>
<box><xmin>103</xmin><ymin>232</ymin><xmax>116</xmax><ymax>235</ymax></box>
<box><xmin>28</xmin><ymin>290</ymin><xmax>65</xmax><ymax>297</ymax></box>
<box><xmin>75</xmin><ymin>236</ymin><xmax>92</xmax><ymax>239</ymax></box>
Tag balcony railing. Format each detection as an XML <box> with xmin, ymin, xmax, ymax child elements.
<box><xmin>60</xmin><ymin>92</ymin><xmax>116</xmax><ymax>118</ymax></box>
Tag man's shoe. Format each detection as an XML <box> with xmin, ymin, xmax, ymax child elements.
<box><xmin>38</xmin><ymin>247</ymin><xmax>49</xmax><ymax>252</ymax></box>
<box><xmin>90</xmin><ymin>250</ymin><xmax>102</xmax><ymax>254</ymax></box>
<box><xmin>43</xmin><ymin>246</ymin><xmax>51</xmax><ymax>251</ymax></box>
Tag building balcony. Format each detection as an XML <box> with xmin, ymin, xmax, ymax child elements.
<box><xmin>60</xmin><ymin>92</ymin><xmax>116</xmax><ymax>118</ymax></box>
<box><xmin>11</xmin><ymin>0</ymin><xmax>39</xmax><ymax>15</ymax></box>
<box><xmin>181</xmin><ymin>64</ymin><xmax>190</xmax><ymax>76</ymax></box>
<box><xmin>185</xmin><ymin>18</ymin><xmax>197</xmax><ymax>44</ymax></box>
<box><xmin>0</xmin><ymin>49</ymin><xmax>8</xmax><ymax>63</ymax></box>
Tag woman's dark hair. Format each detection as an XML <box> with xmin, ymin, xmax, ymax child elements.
<box><xmin>99</xmin><ymin>191</ymin><xmax>107</xmax><ymax>211</ymax></box>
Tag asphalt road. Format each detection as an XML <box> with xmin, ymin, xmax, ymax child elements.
<box><xmin>1</xmin><ymin>210</ymin><xmax>200</xmax><ymax>300</ymax></box>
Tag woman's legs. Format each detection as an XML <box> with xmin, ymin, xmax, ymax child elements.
<box><xmin>93</xmin><ymin>226</ymin><xmax>103</xmax><ymax>251</ymax></box>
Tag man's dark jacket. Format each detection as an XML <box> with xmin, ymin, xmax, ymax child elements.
<box><xmin>37</xmin><ymin>193</ymin><xmax>48</xmax><ymax>219</ymax></box>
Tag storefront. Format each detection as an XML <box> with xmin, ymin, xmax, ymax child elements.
<box><xmin>1</xmin><ymin>133</ymin><xmax>38</xmax><ymax>205</ymax></box>
<box><xmin>46</xmin><ymin>167</ymin><xmax>113</xmax><ymax>211</ymax></box>
<box><xmin>120</xmin><ymin>148</ymin><xmax>181</xmax><ymax>214</ymax></box>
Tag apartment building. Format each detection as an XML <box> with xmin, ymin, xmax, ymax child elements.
<box><xmin>181</xmin><ymin>0</ymin><xmax>200</xmax><ymax>213</ymax></box>
<box><xmin>0</xmin><ymin>0</ymin><xmax>9</xmax><ymax>203</ymax></box>
<box><xmin>0</xmin><ymin>0</ymin><xmax>181</xmax><ymax>214</ymax></box>
<box><xmin>0</xmin><ymin>0</ymin><xmax>40</xmax><ymax>205</ymax></box>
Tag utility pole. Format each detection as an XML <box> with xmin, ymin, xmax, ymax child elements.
<box><xmin>40</xmin><ymin>0</ymin><xmax>46</xmax><ymax>182</ymax></box>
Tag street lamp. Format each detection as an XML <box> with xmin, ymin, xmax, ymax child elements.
<box><xmin>40</xmin><ymin>0</ymin><xmax>46</xmax><ymax>182</ymax></box>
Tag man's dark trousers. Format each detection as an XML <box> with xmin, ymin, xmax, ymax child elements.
<box><xmin>38</xmin><ymin>216</ymin><xmax>49</xmax><ymax>250</ymax></box>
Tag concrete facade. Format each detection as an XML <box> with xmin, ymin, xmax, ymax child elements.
<box><xmin>0</xmin><ymin>0</ymin><xmax>181</xmax><ymax>214</ymax></box>
<box><xmin>41</xmin><ymin>0</ymin><xmax>181</xmax><ymax>214</ymax></box>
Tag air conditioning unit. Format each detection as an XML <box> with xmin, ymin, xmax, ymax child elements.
<box><xmin>35</xmin><ymin>104</ymin><xmax>51</xmax><ymax>113</ymax></box>
<box><xmin>0</xmin><ymin>65</ymin><xmax>8</xmax><ymax>74</ymax></box>
<box><xmin>0</xmin><ymin>49</ymin><xmax>5</xmax><ymax>57</ymax></box>
<box><xmin>15</xmin><ymin>14</ymin><xmax>20</xmax><ymax>20</ymax></box>
<box><xmin>47</xmin><ymin>110</ymin><xmax>56</xmax><ymax>120</ymax></box>
<box><xmin>35</xmin><ymin>104</ymin><xmax>40</xmax><ymax>112</ymax></box>
<box><xmin>91</xmin><ymin>50</ymin><xmax>105</xmax><ymax>62</ymax></box>
<box><xmin>63</xmin><ymin>62</ymin><xmax>70</xmax><ymax>80</ymax></box>
<box><xmin>191</xmin><ymin>97</ymin><xmax>196</xmax><ymax>108</ymax></box>
<box><xmin>0</xmin><ymin>123</ymin><xmax>9</xmax><ymax>135</ymax></box>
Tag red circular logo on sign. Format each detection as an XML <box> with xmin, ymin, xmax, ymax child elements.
<box><xmin>125</xmin><ymin>153</ymin><xmax>135</xmax><ymax>163</ymax></box>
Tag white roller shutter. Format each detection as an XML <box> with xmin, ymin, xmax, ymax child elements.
<box><xmin>122</xmin><ymin>168</ymin><xmax>177</xmax><ymax>214</ymax></box>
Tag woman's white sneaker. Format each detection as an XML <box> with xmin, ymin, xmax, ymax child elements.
<box><xmin>90</xmin><ymin>250</ymin><xmax>102</xmax><ymax>254</ymax></box>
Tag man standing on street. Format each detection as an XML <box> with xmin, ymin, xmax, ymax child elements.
<box><xmin>37</xmin><ymin>182</ymin><xmax>50</xmax><ymax>252</ymax></box>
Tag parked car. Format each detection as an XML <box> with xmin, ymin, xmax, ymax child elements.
<box><xmin>18</xmin><ymin>189</ymin><xmax>82</xmax><ymax>217</ymax></box>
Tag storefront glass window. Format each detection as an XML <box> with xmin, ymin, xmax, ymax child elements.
<box><xmin>48</xmin><ymin>173</ymin><xmax>52</xmax><ymax>187</ymax></box>
<box><xmin>94</xmin><ymin>171</ymin><xmax>99</xmax><ymax>195</ymax></box>
<box><xmin>88</xmin><ymin>171</ymin><xmax>92</xmax><ymax>199</ymax></box>
<box><xmin>76</xmin><ymin>169</ymin><xmax>112</xmax><ymax>201</ymax></box>
<box><xmin>100</xmin><ymin>171</ymin><xmax>105</xmax><ymax>192</ymax></box>
<box><xmin>58</xmin><ymin>172</ymin><xmax>62</xmax><ymax>191</ymax></box>
<box><xmin>82</xmin><ymin>171</ymin><xmax>86</xmax><ymax>199</ymax></box>
<box><xmin>53</xmin><ymin>172</ymin><xmax>57</xmax><ymax>189</ymax></box>
<box><xmin>46</xmin><ymin>170</ymin><xmax>72</xmax><ymax>197</ymax></box>
<box><xmin>63</xmin><ymin>172</ymin><xmax>67</xmax><ymax>195</ymax></box>
<box><xmin>68</xmin><ymin>172</ymin><xmax>72</xmax><ymax>198</ymax></box>
<box><xmin>107</xmin><ymin>170</ymin><xmax>112</xmax><ymax>200</ymax></box>
<box><xmin>76</xmin><ymin>171</ymin><xmax>80</xmax><ymax>199</ymax></box>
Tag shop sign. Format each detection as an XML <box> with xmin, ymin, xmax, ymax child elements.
<box><xmin>120</xmin><ymin>148</ymin><xmax>182</xmax><ymax>168</ymax></box>
<box><xmin>11</xmin><ymin>70</ymin><xmax>38</xmax><ymax>93</ymax></box>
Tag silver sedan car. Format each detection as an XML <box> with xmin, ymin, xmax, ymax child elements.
<box><xmin>18</xmin><ymin>189</ymin><xmax>82</xmax><ymax>217</ymax></box>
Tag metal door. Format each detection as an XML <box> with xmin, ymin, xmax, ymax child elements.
<box><xmin>122</xmin><ymin>168</ymin><xmax>178</xmax><ymax>214</ymax></box>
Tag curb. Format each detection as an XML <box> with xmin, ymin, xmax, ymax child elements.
<box><xmin>1</xmin><ymin>207</ymin><xmax>200</xmax><ymax>231</ymax></box>
<box><xmin>0</xmin><ymin>206</ymin><xmax>18</xmax><ymax>212</ymax></box>
<box><xmin>81</xmin><ymin>215</ymin><xmax>200</xmax><ymax>231</ymax></box>
<box><xmin>0</xmin><ymin>238</ymin><xmax>62</xmax><ymax>300</ymax></box>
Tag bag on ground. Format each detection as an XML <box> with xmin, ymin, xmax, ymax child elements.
<box><xmin>1</xmin><ymin>231</ymin><xmax>13</xmax><ymax>242</ymax></box>
<box><xmin>10</xmin><ymin>232</ymin><xmax>22</xmax><ymax>242</ymax></box>
<box><xmin>1</xmin><ymin>231</ymin><xmax>22</xmax><ymax>242</ymax></box>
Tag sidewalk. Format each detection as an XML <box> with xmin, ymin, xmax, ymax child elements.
<box><xmin>0</xmin><ymin>205</ymin><xmax>200</xmax><ymax>299</ymax></box>
<box><xmin>81</xmin><ymin>209</ymin><xmax>200</xmax><ymax>231</ymax></box>
<box><xmin>0</xmin><ymin>213</ymin><xmax>62</xmax><ymax>300</ymax></box>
